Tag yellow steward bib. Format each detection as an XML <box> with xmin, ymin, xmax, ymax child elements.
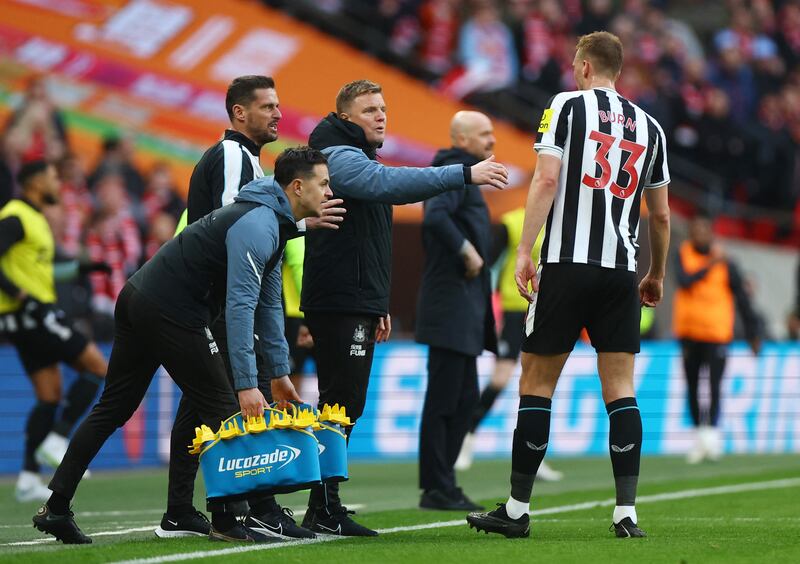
<box><xmin>0</xmin><ymin>199</ymin><xmax>56</xmax><ymax>313</ymax></box>
<box><xmin>498</xmin><ymin>208</ymin><xmax>545</xmax><ymax>313</ymax></box>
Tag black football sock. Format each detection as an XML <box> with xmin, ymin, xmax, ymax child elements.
<box><xmin>606</xmin><ymin>397</ymin><xmax>642</xmax><ymax>506</ymax></box>
<box><xmin>24</xmin><ymin>401</ymin><xmax>58</xmax><ymax>472</ymax></box>
<box><xmin>509</xmin><ymin>395</ymin><xmax>552</xmax><ymax>504</ymax></box>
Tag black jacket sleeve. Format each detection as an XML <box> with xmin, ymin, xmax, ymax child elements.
<box><xmin>422</xmin><ymin>190</ymin><xmax>467</xmax><ymax>255</ymax></box>
<box><xmin>0</xmin><ymin>216</ymin><xmax>25</xmax><ymax>298</ymax></box>
<box><xmin>675</xmin><ymin>252</ymin><xmax>715</xmax><ymax>288</ymax></box>
<box><xmin>728</xmin><ymin>261</ymin><xmax>760</xmax><ymax>341</ymax></box>
<box><xmin>187</xmin><ymin>145</ymin><xmax>223</xmax><ymax>224</ymax></box>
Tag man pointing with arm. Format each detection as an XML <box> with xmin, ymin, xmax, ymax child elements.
<box><xmin>300</xmin><ymin>79</ymin><xmax>509</xmax><ymax>537</ymax></box>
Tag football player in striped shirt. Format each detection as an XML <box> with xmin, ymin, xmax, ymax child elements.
<box><xmin>467</xmin><ymin>31</ymin><xmax>670</xmax><ymax>540</ymax></box>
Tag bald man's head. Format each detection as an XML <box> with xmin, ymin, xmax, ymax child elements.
<box><xmin>450</xmin><ymin>111</ymin><xmax>495</xmax><ymax>160</ymax></box>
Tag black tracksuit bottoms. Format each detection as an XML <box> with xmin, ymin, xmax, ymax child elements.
<box><xmin>305</xmin><ymin>312</ymin><xmax>379</xmax><ymax>423</ymax></box>
<box><xmin>419</xmin><ymin>347</ymin><xmax>480</xmax><ymax>492</ymax></box>
<box><xmin>681</xmin><ymin>339</ymin><xmax>727</xmax><ymax>427</ymax></box>
<box><xmin>168</xmin><ymin>313</ymin><xmax>274</xmax><ymax>511</ymax></box>
<box><xmin>304</xmin><ymin>312</ymin><xmax>378</xmax><ymax>509</ymax></box>
<box><xmin>49</xmin><ymin>283</ymin><xmax>239</xmax><ymax>501</ymax></box>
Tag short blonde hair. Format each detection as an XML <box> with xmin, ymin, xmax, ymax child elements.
<box><xmin>576</xmin><ymin>31</ymin><xmax>624</xmax><ymax>78</ymax></box>
<box><xmin>336</xmin><ymin>79</ymin><xmax>382</xmax><ymax>114</ymax></box>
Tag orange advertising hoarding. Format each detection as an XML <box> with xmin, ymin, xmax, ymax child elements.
<box><xmin>0</xmin><ymin>0</ymin><xmax>534</xmax><ymax>219</ymax></box>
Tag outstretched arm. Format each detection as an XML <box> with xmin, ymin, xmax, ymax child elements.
<box><xmin>325</xmin><ymin>147</ymin><xmax>507</xmax><ymax>204</ymax></box>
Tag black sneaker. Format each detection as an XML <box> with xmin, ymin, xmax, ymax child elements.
<box><xmin>154</xmin><ymin>510</ymin><xmax>211</xmax><ymax>538</ymax></box>
<box><xmin>302</xmin><ymin>505</ymin><xmax>378</xmax><ymax>537</ymax></box>
<box><xmin>208</xmin><ymin>521</ymin><xmax>280</xmax><ymax>543</ymax></box>
<box><xmin>466</xmin><ymin>503</ymin><xmax>530</xmax><ymax>538</ymax></box>
<box><xmin>245</xmin><ymin>507</ymin><xmax>316</xmax><ymax>539</ymax></box>
<box><xmin>611</xmin><ymin>517</ymin><xmax>647</xmax><ymax>538</ymax></box>
<box><xmin>420</xmin><ymin>488</ymin><xmax>484</xmax><ymax>511</ymax></box>
<box><xmin>32</xmin><ymin>504</ymin><xmax>92</xmax><ymax>544</ymax></box>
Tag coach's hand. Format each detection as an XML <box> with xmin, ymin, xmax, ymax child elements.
<box><xmin>470</xmin><ymin>155</ymin><xmax>509</xmax><ymax>190</ymax></box>
<box><xmin>376</xmin><ymin>314</ymin><xmax>392</xmax><ymax>343</ymax></box>
<box><xmin>639</xmin><ymin>273</ymin><xmax>663</xmax><ymax>307</ymax></box>
<box><xmin>271</xmin><ymin>376</ymin><xmax>302</xmax><ymax>409</ymax></box>
<box><xmin>461</xmin><ymin>242</ymin><xmax>484</xmax><ymax>279</ymax></box>
<box><xmin>297</xmin><ymin>325</ymin><xmax>314</xmax><ymax>348</ymax></box>
<box><xmin>305</xmin><ymin>198</ymin><xmax>346</xmax><ymax>230</ymax></box>
<box><xmin>238</xmin><ymin>387</ymin><xmax>267</xmax><ymax>419</ymax></box>
<box><xmin>515</xmin><ymin>251</ymin><xmax>538</xmax><ymax>303</ymax></box>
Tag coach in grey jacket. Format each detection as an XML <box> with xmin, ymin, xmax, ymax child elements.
<box><xmin>300</xmin><ymin>79</ymin><xmax>509</xmax><ymax>537</ymax></box>
<box><xmin>36</xmin><ymin>148</ymin><xmax>332</xmax><ymax>545</ymax></box>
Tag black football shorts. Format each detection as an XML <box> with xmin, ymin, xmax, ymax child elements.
<box><xmin>521</xmin><ymin>262</ymin><xmax>641</xmax><ymax>355</ymax></box>
<box><xmin>2</xmin><ymin>306</ymin><xmax>89</xmax><ymax>375</ymax></box>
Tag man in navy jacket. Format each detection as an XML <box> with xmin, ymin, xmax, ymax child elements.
<box><xmin>416</xmin><ymin>111</ymin><xmax>498</xmax><ymax>510</ymax></box>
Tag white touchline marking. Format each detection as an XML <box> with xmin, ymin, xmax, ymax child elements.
<box><xmin>104</xmin><ymin>477</ymin><xmax>800</xmax><ymax>564</ymax></box>
<box><xmin>6</xmin><ymin>526</ymin><xmax>156</xmax><ymax>546</ymax></box>
<box><xmin>76</xmin><ymin>509</ymin><xmax>164</xmax><ymax>517</ymax></box>
<box><xmin>2</xmin><ymin>504</ymin><xmax>367</xmax><ymax>546</ymax></box>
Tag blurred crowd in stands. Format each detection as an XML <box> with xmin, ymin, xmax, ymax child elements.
<box><xmin>0</xmin><ymin>77</ymin><xmax>185</xmax><ymax>339</ymax></box>
<box><xmin>273</xmin><ymin>0</ymin><xmax>800</xmax><ymax>215</ymax></box>
<box><xmin>2</xmin><ymin>1</ymin><xmax>799</xmax><ymax>341</ymax></box>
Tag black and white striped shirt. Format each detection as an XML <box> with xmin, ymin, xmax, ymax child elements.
<box><xmin>534</xmin><ymin>87</ymin><xmax>669</xmax><ymax>272</ymax></box>
<box><xmin>187</xmin><ymin>129</ymin><xmax>264</xmax><ymax>224</ymax></box>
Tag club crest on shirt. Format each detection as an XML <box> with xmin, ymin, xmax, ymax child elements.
<box><xmin>353</xmin><ymin>324</ymin><xmax>366</xmax><ymax>344</ymax></box>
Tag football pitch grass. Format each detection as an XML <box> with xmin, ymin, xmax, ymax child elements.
<box><xmin>1</xmin><ymin>455</ymin><xmax>798</xmax><ymax>563</ymax></box>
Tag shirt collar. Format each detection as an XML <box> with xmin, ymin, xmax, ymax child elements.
<box><xmin>223</xmin><ymin>129</ymin><xmax>261</xmax><ymax>157</ymax></box>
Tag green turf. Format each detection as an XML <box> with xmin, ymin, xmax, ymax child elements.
<box><xmin>1</xmin><ymin>455</ymin><xmax>799</xmax><ymax>563</ymax></box>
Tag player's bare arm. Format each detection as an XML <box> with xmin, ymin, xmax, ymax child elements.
<box><xmin>515</xmin><ymin>153</ymin><xmax>560</xmax><ymax>302</ymax></box>
<box><xmin>640</xmin><ymin>185</ymin><xmax>670</xmax><ymax>307</ymax></box>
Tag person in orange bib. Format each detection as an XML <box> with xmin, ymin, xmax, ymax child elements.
<box><xmin>673</xmin><ymin>211</ymin><xmax>761</xmax><ymax>464</ymax></box>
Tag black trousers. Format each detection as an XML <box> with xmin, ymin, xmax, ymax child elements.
<box><xmin>681</xmin><ymin>339</ymin><xmax>727</xmax><ymax>427</ymax></box>
<box><xmin>49</xmin><ymin>284</ymin><xmax>239</xmax><ymax>501</ymax></box>
<box><xmin>418</xmin><ymin>347</ymin><xmax>480</xmax><ymax>492</ymax></box>
<box><xmin>304</xmin><ymin>312</ymin><xmax>378</xmax><ymax>509</ymax></box>
<box><xmin>305</xmin><ymin>312</ymin><xmax>378</xmax><ymax>423</ymax></box>
<box><xmin>168</xmin><ymin>314</ymin><xmax>274</xmax><ymax>511</ymax></box>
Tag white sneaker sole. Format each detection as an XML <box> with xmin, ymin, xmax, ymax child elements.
<box><xmin>247</xmin><ymin>526</ymin><xmax>291</xmax><ymax>539</ymax></box>
<box><xmin>154</xmin><ymin>526</ymin><xmax>207</xmax><ymax>538</ymax></box>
